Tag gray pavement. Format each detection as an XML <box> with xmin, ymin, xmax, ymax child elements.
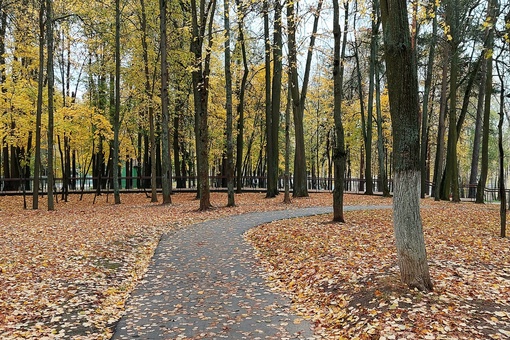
<box><xmin>111</xmin><ymin>206</ymin><xmax>390</xmax><ymax>340</ymax></box>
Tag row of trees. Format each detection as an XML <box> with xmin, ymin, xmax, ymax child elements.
<box><xmin>1</xmin><ymin>0</ymin><xmax>509</xmax><ymax>288</ymax></box>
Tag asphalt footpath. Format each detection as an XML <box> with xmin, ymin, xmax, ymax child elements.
<box><xmin>111</xmin><ymin>205</ymin><xmax>389</xmax><ymax>339</ymax></box>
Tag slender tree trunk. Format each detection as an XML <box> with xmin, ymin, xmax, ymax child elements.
<box><xmin>46</xmin><ymin>0</ymin><xmax>55</xmax><ymax>210</ymax></box>
<box><xmin>375</xmin><ymin>45</ymin><xmax>389</xmax><ymax>197</ymax></box>
<box><xmin>469</xmin><ymin>61</ymin><xmax>485</xmax><ymax>198</ymax></box>
<box><xmin>381</xmin><ymin>0</ymin><xmax>433</xmax><ymax>291</ymax></box>
<box><xmin>433</xmin><ymin>59</ymin><xmax>448</xmax><ymax>200</ymax></box>
<box><xmin>224</xmin><ymin>0</ymin><xmax>234</xmax><ymax>206</ymax></box>
<box><xmin>112</xmin><ymin>0</ymin><xmax>121</xmax><ymax>204</ymax></box>
<box><xmin>420</xmin><ymin>2</ymin><xmax>437</xmax><ymax>198</ymax></box>
<box><xmin>160</xmin><ymin>0</ymin><xmax>172</xmax><ymax>204</ymax></box>
<box><xmin>235</xmin><ymin>0</ymin><xmax>248</xmax><ymax>194</ymax></box>
<box><xmin>476</xmin><ymin>0</ymin><xmax>498</xmax><ymax>204</ymax></box>
<box><xmin>191</xmin><ymin>0</ymin><xmax>215</xmax><ymax>210</ymax></box>
<box><xmin>496</xmin><ymin>64</ymin><xmax>506</xmax><ymax>237</ymax></box>
<box><xmin>267</xmin><ymin>0</ymin><xmax>282</xmax><ymax>198</ymax></box>
<box><xmin>139</xmin><ymin>0</ymin><xmax>158</xmax><ymax>202</ymax></box>
<box><xmin>284</xmin><ymin>70</ymin><xmax>291</xmax><ymax>204</ymax></box>
<box><xmin>288</xmin><ymin>0</ymin><xmax>323</xmax><ymax>197</ymax></box>
<box><xmin>33</xmin><ymin>0</ymin><xmax>45</xmax><ymax>209</ymax></box>
<box><xmin>332</xmin><ymin>0</ymin><xmax>348</xmax><ymax>222</ymax></box>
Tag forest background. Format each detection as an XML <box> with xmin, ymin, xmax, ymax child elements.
<box><xmin>0</xmin><ymin>0</ymin><xmax>510</xmax><ymax>209</ymax></box>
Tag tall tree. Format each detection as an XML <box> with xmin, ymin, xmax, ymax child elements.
<box><xmin>113</xmin><ymin>0</ymin><xmax>121</xmax><ymax>204</ymax></box>
<box><xmin>332</xmin><ymin>0</ymin><xmax>348</xmax><ymax>222</ymax></box>
<box><xmin>139</xmin><ymin>0</ymin><xmax>158</xmax><ymax>202</ymax></box>
<box><xmin>266</xmin><ymin>0</ymin><xmax>282</xmax><ymax>198</ymax></box>
<box><xmin>47</xmin><ymin>0</ymin><xmax>55</xmax><ymax>211</ymax></box>
<box><xmin>224</xmin><ymin>0</ymin><xmax>234</xmax><ymax>206</ymax></box>
<box><xmin>160</xmin><ymin>0</ymin><xmax>171</xmax><ymax>204</ymax></box>
<box><xmin>287</xmin><ymin>0</ymin><xmax>323</xmax><ymax>197</ymax></box>
<box><xmin>234</xmin><ymin>0</ymin><xmax>248</xmax><ymax>193</ymax></box>
<box><xmin>476</xmin><ymin>0</ymin><xmax>498</xmax><ymax>203</ymax></box>
<box><xmin>190</xmin><ymin>0</ymin><xmax>216</xmax><ymax>210</ymax></box>
<box><xmin>440</xmin><ymin>0</ymin><xmax>461</xmax><ymax>202</ymax></box>
<box><xmin>420</xmin><ymin>0</ymin><xmax>438</xmax><ymax>198</ymax></box>
<box><xmin>432</xmin><ymin>56</ymin><xmax>448</xmax><ymax>200</ymax></box>
<box><xmin>33</xmin><ymin>0</ymin><xmax>45</xmax><ymax>209</ymax></box>
<box><xmin>381</xmin><ymin>0</ymin><xmax>433</xmax><ymax>291</ymax></box>
<box><xmin>365</xmin><ymin>0</ymin><xmax>380</xmax><ymax>195</ymax></box>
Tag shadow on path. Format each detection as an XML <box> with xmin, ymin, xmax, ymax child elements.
<box><xmin>111</xmin><ymin>205</ymin><xmax>390</xmax><ymax>339</ymax></box>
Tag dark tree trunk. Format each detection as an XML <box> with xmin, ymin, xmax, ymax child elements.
<box><xmin>224</xmin><ymin>0</ymin><xmax>235</xmax><ymax>206</ymax></box>
<box><xmin>332</xmin><ymin>0</ymin><xmax>348</xmax><ymax>222</ymax></box>
<box><xmin>432</xmin><ymin>59</ymin><xmax>448</xmax><ymax>200</ymax></box>
<box><xmin>235</xmin><ymin>0</ymin><xmax>248</xmax><ymax>194</ymax></box>
<box><xmin>267</xmin><ymin>0</ymin><xmax>282</xmax><ymax>198</ymax></box>
<box><xmin>160</xmin><ymin>0</ymin><xmax>172</xmax><ymax>204</ymax></box>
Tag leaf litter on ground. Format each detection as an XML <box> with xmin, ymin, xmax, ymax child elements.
<box><xmin>0</xmin><ymin>192</ymin><xmax>343</xmax><ymax>339</ymax></box>
<box><xmin>246</xmin><ymin>199</ymin><xmax>510</xmax><ymax>339</ymax></box>
<box><xmin>1</xmin><ymin>193</ymin><xmax>508</xmax><ymax>339</ymax></box>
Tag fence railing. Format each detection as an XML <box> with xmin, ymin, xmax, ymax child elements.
<box><xmin>0</xmin><ymin>175</ymin><xmax>504</xmax><ymax>202</ymax></box>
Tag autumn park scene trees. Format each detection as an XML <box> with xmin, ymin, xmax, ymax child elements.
<box><xmin>0</xmin><ymin>0</ymin><xmax>509</xmax><ymax>338</ymax></box>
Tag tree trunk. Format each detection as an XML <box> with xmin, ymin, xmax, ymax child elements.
<box><xmin>112</xmin><ymin>0</ymin><xmax>121</xmax><ymax>204</ymax></box>
<box><xmin>496</xmin><ymin>64</ymin><xmax>506</xmax><ymax>238</ymax></box>
<box><xmin>375</xmin><ymin>41</ymin><xmax>390</xmax><ymax>197</ymax></box>
<box><xmin>33</xmin><ymin>0</ymin><xmax>44</xmax><ymax>209</ymax></box>
<box><xmin>267</xmin><ymin>0</ymin><xmax>282</xmax><ymax>198</ymax></box>
<box><xmin>381</xmin><ymin>0</ymin><xmax>433</xmax><ymax>291</ymax></box>
<box><xmin>420</xmin><ymin>2</ymin><xmax>437</xmax><ymax>198</ymax></box>
<box><xmin>284</xmin><ymin>71</ymin><xmax>291</xmax><ymax>204</ymax></box>
<box><xmin>288</xmin><ymin>0</ymin><xmax>323</xmax><ymax>198</ymax></box>
<box><xmin>46</xmin><ymin>0</ymin><xmax>55</xmax><ymax>210</ymax></box>
<box><xmin>191</xmin><ymin>0</ymin><xmax>215</xmax><ymax>210</ymax></box>
<box><xmin>432</xmin><ymin>59</ymin><xmax>448</xmax><ymax>200</ymax></box>
<box><xmin>476</xmin><ymin>0</ymin><xmax>498</xmax><ymax>204</ymax></box>
<box><xmin>224</xmin><ymin>0</ymin><xmax>234</xmax><ymax>206</ymax></box>
<box><xmin>469</xmin><ymin>60</ymin><xmax>485</xmax><ymax>199</ymax></box>
<box><xmin>332</xmin><ymin>0</ymin><xmax>348</xmax><ymax>222</ymax></box>
<box><xmin>140</xmin><ymin>0</ymin><xmax>158</xmax><ymax>202</ymax></box>
<box><xmin>354</xmin><ymin>23</ymin><xmax>372</xmax><ymax>195</ymax></box>
<box><xmin>235</xmin><ymin>0</ymin><xmax>248</xmax><ymax>194</ymax></box>
<box><xmin>160</xmin><ymin>0</ymin><xmax>172</xmax><ymax>204</ymax></box>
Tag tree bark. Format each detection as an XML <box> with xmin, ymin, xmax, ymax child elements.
<box><xmin>469</xmin><ymin>60</ymin><xmax>485</xmax><ymax>199</ymax></box>
<box><xmin>113</xmin><ymin>0</ymin><xmax>122</xmax><ymax>204</ymax></box>
<box><xmin>288</xmin><ymin>0</ymin><xmax>323</xmax><ymax>197</ymax></box>
<box><xmin>224</xmin><ymin>0</ymin><xmax>235</xmax><ymax>206</ymax></box>
<box><xmin>381</xmin><ymin>0</ymin><xmax>433</xmax><ymax>291</ymax></box>
<box><xmin>420</xmin><ymin>2</ymin><xmax>437</xmax><ymax>198</ymax></box>
<box><xmin>160</xmin><ymin>0</ymin><xmax>172</xmax><ymax>204</ymax></box>
<box><xmin>267</xmin><ymin>0</ymin><xmax>282</xmax><ymax>198</ymax></box>
<box><xmin>33</xmin><ymin>0</ymin><xmax>44</xmax><ymax>209</ymax></box>
<box><xmin>235</xmin><ymin>0</ymin><xmax>248</xmax><ymax>194</ymax></box>
<box><xmin>332</xmin><ymin>0</ymin><xmax>348</xmax><ymax>222</ymax></box>
<box><xmin>432</xmin><ymin>58</ymin><xmax>448</xmax><ymax>200</ymax></box>
<box><xmin>191</xmin><ymin>0</ymin><xmax>215</xmax><ymax>210</ymax></box>
<box><xmin>139</xmin><ymin>0</ymin><xmax>158</xmax><ymax>202</ymax></box>
<box><xmin>46</xmin><ymin>0</ymin><xmax>55</xmax><ymax>211</ymax></box>
<box><xmin>476</xmin><ymin>0</ymin><xmax>498</xmax><ymax>204</ymax></box>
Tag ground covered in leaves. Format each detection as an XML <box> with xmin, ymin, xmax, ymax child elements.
<box><xmin>0</xmin><ymin>191</ymin><xmax>342</xmax><ymax>339</ymax></box>
<box><xmin>247</xmin><ymin>200</ymin><xmax>510</xmax><ymax>339</ymax></box>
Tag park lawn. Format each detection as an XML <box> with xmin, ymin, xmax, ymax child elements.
<box><xmin>247</xmin><ymin>200</ymin><xmax>510</xmax><ymax>339</ymax></box>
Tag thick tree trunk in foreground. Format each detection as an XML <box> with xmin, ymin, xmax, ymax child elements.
<box><xmin>381</xmin><ymin>0</ymin><xmax>433</xmax><ymax>291</ymax></box>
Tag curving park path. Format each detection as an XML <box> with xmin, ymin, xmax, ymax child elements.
<box><xmin>111</xmin><ymin>205</ymin><xmax>390</xmax><ymax>340</ymax></box>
